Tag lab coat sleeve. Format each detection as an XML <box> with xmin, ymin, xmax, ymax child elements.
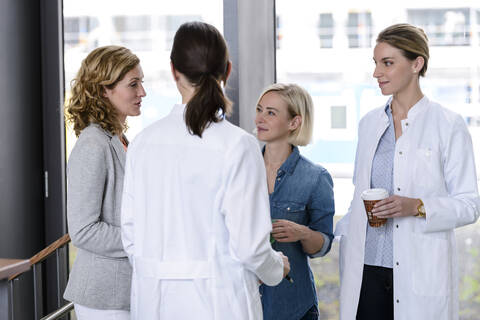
<box><xmin>67</xmin><ymin>136</ymin><xmax>126</xmax><ymax>258</ymax></box>
<box><xmin>220</xmin><ymin>134</ymin><xmax>284</xmax><ymax>286</ymax></box>
<box><xmin>121</xmin><ymin>149</ymin><xmax>135</xmax><ymax>265</ymax></box>
<box><xmin>423</xmin><ymin>115</ymin><xmax>480</xmax><ymax>232</ymax></box>
<box><xmin>335</xmin><ymin>117</ymin><xmax>364</xmax><ymax>238</ymax></box>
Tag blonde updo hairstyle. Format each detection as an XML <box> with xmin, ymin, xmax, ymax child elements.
<box><xmin>257</xmin><ymin>83</ymin><xmax>314</xmax><ymax>146</ymax></box>
<box><xmin>66</xmin><ymin>45</ymin><xmax>140</xmax><ymax>137</ymax></box>
<box><xmin>376</xmin><ymin>23</ymin><xmax>429</xmax><ymax>77</ymax></box>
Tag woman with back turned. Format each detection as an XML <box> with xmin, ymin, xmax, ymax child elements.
<box><xmin>336</xmin><ymin>23</ymin><xmax>480</xmax><ymax>320</ymax></box>
<box><xmin>121</xmin><ymin>21</ymin><xmax>290</xmax><ymax>320</ymax></box>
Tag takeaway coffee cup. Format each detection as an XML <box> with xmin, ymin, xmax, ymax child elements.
<box><xmin>361</xmin><ymin>188</ymin><xmax>389</xmax><ymax>227</ymax></box>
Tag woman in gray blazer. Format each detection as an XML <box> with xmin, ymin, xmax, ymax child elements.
<box><xmin>63</xmin><ymin>45</ymin><xmax>146</xmax><ymax>319</ymax></box>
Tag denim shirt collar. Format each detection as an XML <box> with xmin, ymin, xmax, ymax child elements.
<box><xmin>262</xmin><ymin>145</ymin><xmax>301</xmax><ymax>175</ymax></box>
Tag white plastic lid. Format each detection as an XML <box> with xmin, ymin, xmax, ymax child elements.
<box><xmin>361</xmin><ymin>188</ymin><xmax>389</xmax><ymax>201</ymax></box>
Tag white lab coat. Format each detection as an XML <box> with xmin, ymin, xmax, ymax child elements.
<box><xmin>121</xmin><ymin>104</ymin><xmax>284</xmax><ymax>320</ymax></box>
<box><xmin>335</xmin><ymin>96</ymin><xmax>480</xmax><ymax>320</ymax></box>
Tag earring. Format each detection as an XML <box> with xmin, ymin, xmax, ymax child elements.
<box><xmin>413</xmin><ymin>70</ymin><xmax>417</xmax><ymax>74</ymax></box>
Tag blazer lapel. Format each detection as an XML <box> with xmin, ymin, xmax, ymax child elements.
<box><xmin>111</xmin><ymin>135</ymin><xmax>126</xmax><ymax>171</ymax></box>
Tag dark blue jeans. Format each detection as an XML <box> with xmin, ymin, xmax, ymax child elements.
<box><xmin>300</xmin><ymin>304</ymin><xmax>319</xmax><ymax>320</ymax></box>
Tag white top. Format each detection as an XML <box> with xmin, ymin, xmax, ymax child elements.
<box><xmin>335</xmin><ymin>96</ymin><xmax>480</xmax><ymax>320</ymax></box>
<box><xmin>121</xmin><ymin>104</ymin><xmax>284</xmax><ymax>320</ymax></box>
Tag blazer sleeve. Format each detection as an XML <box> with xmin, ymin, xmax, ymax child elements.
<box><xmin>423</xmin><ymin>115</ymin><xmax>480</xmax><ymax>232</ymax></box>
<box><xmin>220</xmin><ymin>134</ymin><xmax>284</xmax><ymax>286</ymax></box>
<box><xmin>67</xmin><ymin>135</ymin><xmax>126</xmax><ymax>258</ymax></box>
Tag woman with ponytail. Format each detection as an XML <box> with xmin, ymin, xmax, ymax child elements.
<box><xmin>121</xmin><ymin>22</ymin><xmax>290</xmax><ymax>320</ymax></box>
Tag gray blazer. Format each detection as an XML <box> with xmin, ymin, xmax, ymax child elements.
<box><xmin>63</xmin><ymin>124</ymin><xmax>131</xmax><ymax>310</ymax></box>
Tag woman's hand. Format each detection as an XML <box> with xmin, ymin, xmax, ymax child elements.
<box><xmin>372</xmin><ymin>195</ymin><xmax>421</xmax><ymax>218</ymax></box>
<box><xmin>272</xmin><ymin>219</ymin><xmax>308</xmax><ymax>242</ymax></box>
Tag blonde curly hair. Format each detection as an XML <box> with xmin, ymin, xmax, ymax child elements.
<box><xmin>65</xmin><ymin>45</ymin><xmax>140</xmax><ymax>137</ymax></box>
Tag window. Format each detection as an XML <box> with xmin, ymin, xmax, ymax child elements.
<box><xmin>346</xmin><ymin>11</ymin><xmax>373</xmax><ymax>48</ymax></box>
<box><xmin>318</xmin><ymin>13</ymin><xmax>334</xmax><ymax>48</ymax></box>
<box><xmin>408</xmin><ymin>8</ymin><xmax>470</xmax><ymax>46</ymax></box>
<box><xmin>331</xmin><ymin>105</ymin><xmax>346</xmax><ymax>129</ymax></box>
<box><xmin>113</xmin><ymin>15</ymin><xmax>153</xmax><ymax>51</ymax></box>
<box><xmin>276</xmin><ymin>15</ymin><xmax>282</xmax><ymax>49</ymax></box>
<box><xmin>64</xmin><ymin>16</ymin><xmax>99</xmax><ymax>50</ymax></box>
<box><xmin>164</xmin><ymin>15</ymin><xmax>202</xmax><ymax>50</ymax></box>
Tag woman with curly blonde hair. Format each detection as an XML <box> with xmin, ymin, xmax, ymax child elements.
<box><xmin>63</xmin><ymin>45</ymin><xmax>146</xmax><ymax>320</ymax></box>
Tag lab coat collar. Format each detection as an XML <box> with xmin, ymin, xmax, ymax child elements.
<box><xmin>386</xmin><ymin>95</ymin><xmax>428</xmax><ymax>121</ymax></box>
<box><xmin>406</xmin><ymin>95</ymin><xmax>429</xmax><ymax>120</ymax></box>
<box><xmin>170</xmin><ymin>104</ymin><xmax>187</xmax><ymax>115</ymax></box>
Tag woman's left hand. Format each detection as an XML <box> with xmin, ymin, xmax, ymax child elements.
<box><xmin>271</xmin><ymin>219</ymin><xmax>308</xmax><ymax>242</ymax></box>
<box><xmin>371</xmin><ymin>195</ymin><xmax>421</xmax><ymax>218</ymax></box>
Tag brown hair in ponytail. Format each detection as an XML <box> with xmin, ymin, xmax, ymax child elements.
<box><xmin>170</xmin><ymin>21</ymin><xmax>232</xmax><ymax>137</ymax></box>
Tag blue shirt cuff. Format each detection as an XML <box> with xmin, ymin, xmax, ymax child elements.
<box><xmin>309</xmin><ymin>232</ymin><xmax>331</xmax><ymax>258</ymax></box>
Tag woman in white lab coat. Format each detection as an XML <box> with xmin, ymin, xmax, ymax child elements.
<box><xmin>336</xmin><ymin>23</ymin><xmax>480</xmax><ymax>320</ymax></box>
<box><xmin>121</xmin><ymin>21</ymin><xmax>290</xmax><ymax>320</ymax></box>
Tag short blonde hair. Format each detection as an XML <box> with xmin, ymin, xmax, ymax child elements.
<box><xmin>377</xmin><ymin>23</ymin><xmax>429</xmax><ymax>77</ymax></box>
<box><xmin>257</xmin><ymin>83</ymin><xmax>314</xmax><ymax>146</ymax></box>
<box><xmin>65</xmin><ymin>45</ymin><xmax>140</xmax><ymax>137</ymax></box>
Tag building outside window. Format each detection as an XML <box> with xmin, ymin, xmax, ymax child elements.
<box><xmin>346</xmin><ymin>11</ymin><xmax>373</xmax><ymax>48</ymax></box>
<box><xmin>408</xmin><ymin>8</ymin><xmax>471</xmax><ymax>46</ymax></box>
<box><xmin>318</xmin><ymin>13</ymin><xmax>334</xmax><ymax>48</ymax></box>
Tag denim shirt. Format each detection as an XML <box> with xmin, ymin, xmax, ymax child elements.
<box><xmin>260</xmin><ymin>146</ymin><xmax>335</xmax><ymax>320</ymax></box>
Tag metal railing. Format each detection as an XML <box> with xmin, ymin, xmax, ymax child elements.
<box><xmin>8</xmin><ymin>234</ymin><xmax>72</xmax><ymax>320</ymax></box>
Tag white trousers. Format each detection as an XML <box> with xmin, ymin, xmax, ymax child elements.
<box><xmin>74</xmin><ymin>304</ymin><xmax>130</xmax><ymax>320</ymax></box>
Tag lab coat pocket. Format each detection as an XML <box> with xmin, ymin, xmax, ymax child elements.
<box><xmin>412</xmin><ymin>233</ymin><xmax>449</xmax><ymax>297</ymax></box>
<box><xmin>273</xmin><ymin>201</ymin><xmax>307</xmax><ymax>224</ymax></box>
<box><xmin>414</xmin><ymin>148</ymin><xmax>444</xmax><ymax>191</ymax></box>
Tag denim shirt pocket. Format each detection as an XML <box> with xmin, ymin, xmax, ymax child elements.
<box><xmin>272</xmin><ymin>201</ymin><xmax>307</xmax><ymax>224</ymax></box>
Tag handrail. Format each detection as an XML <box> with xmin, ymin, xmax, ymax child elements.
<box><xmin>30</xmin><ymin>234</ymin><xmax>71</xmax><ymax>265</ymax></box>
<box><xmin>8</xmin><ymin>234</ymin><xmax>71</xmax><ymax>281</ymax></box>
<box><xmin>40</xmin><ymin>302</ymin><xmax>74</xmax><ymax>320</ymax></box>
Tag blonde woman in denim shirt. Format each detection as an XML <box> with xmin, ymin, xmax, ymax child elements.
<box><xmin>255</xmin><ymin>83</ymin><xmax>335</xmax><ymax>320</ymax></box>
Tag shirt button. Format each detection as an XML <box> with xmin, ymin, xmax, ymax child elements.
<box><xmin>405</xmin><ymin>122</ymin><xmax>409</xmax><ymax>126</ymax></box>
<box><xmin>287</xmin><ymin>207</ymin><xmax>291</xmax><ymax>211</ymax></box>
<box><xmin>396</xmin><ymin>224</ymin><xmax>399</xmax><ymax>228</ymax></box>
<box><xmin>397</xmin><ymin>299</ymin><xmax>400</xmax><ymax>303</ymax></box>
<box><xmin>396</xmin><ymin>262</ymin><xmax>399</xmax><ymax>266</ymax></box>
<box><xmin>397</xmin><ymin>187</ymin><xmax>401</xmax><ymax>191</ymax></box>
<box><xmin>277</xmin><ymin>177</ymin><xmax>281</xmax><ymax>181</ymax></box>
<box><xmin>399</xmin><ymin>151</ymin><xmax>403</xmax><ymax>155</ymax></box>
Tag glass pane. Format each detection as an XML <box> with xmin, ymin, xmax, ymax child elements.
<box><xmin>276</xmin><ymin>1</ymin><xmax>480</xmax><ymax>319</ymax></box>
<box><xmin>331</xmin><ymin>105</ymin><xmax>347</xmax><ymax>129</ymax></box>
<box><xmin>63</xmin><ymin>2</ymin><xmax>223</xmax><ymax>310</ymax></box>
<box><xmin>63</xmin><ymin>1</ymin><xmax>223</xmax><ymax>146</ymax></box>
